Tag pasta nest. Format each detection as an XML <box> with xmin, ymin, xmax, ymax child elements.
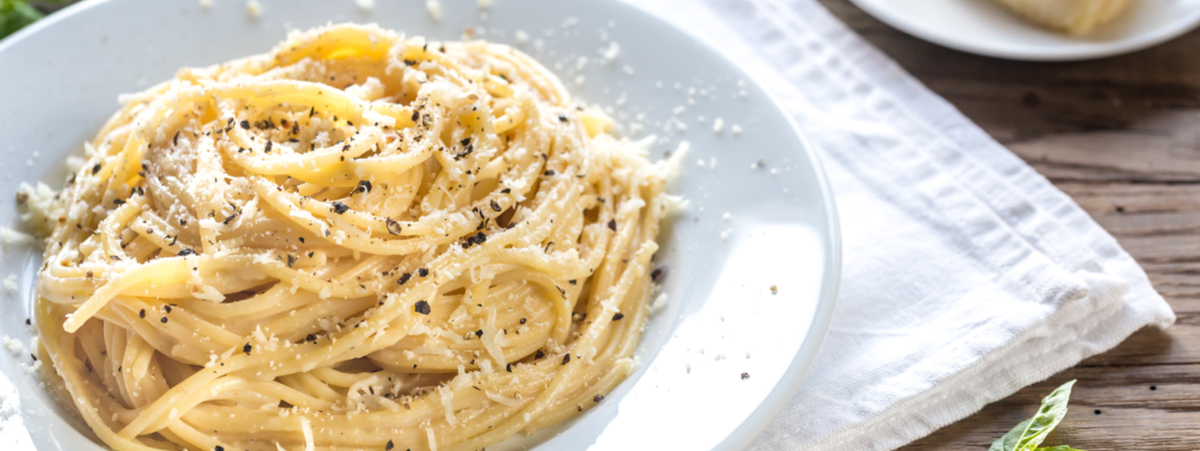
<box><xmin>32</xmin><ymin>24</ymin><xmax>674</xmax><ymax>451</ymax></box>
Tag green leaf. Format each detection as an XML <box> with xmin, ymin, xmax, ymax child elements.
<box><xmin>989</xmin><ymin>380</ymin><xmax>1078</xmax><ymax>451</ymax></box>
<box><xmin>0</xmin><ymin>0</ymin><xmax>44</xmax><ymax>40</ymax></box>
<box><xmin>990</xmin><ymin>419</ymin><xmax>1030</xmax><ymax>451</ymax></box>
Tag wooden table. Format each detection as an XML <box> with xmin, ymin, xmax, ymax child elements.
<box><xmin>814</xmin><ymin>1</ymin><xmax>1200</xmax><ymax>449</ymax></box>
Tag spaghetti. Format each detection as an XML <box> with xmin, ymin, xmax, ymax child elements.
<box><xmin>30</xmin><ymin>24</ymin><xmax>676</xmax><ymax>451</ymax></box>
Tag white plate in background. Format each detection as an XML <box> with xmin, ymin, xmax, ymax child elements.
<box><xmin>850</xmin><ymin>0</ymin><xmax>1200</xmax><ymax>61</ymax></box>
<box><xmin>0</xmin><ymin>0</ymin><xmax>840</xmax><ymax>450</ymax></box>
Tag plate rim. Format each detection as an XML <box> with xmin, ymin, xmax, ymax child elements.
<box><xmin>848</xmin><ymin>0</ymin><xmax>1200</xmax><ymax>61</ymax></box>
<box><xmin>613</xmin><ymin>2</ymin><xmax>842</xmax><ymax>450</ymax></box>
<box><xmin>0</xmin><ymin>0</ymin><xmax>844</xmax><ymax>449</ymax></box>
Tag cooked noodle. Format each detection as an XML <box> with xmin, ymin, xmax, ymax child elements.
<box><xmin>30</xmin><ymin>24</ymin><xmax>675</xmax><ymax>451</ymax></box>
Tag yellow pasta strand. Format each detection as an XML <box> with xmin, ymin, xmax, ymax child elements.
<box><xmin>31</xmin><ymin>24</ymin><xmax>675</xmax><ymax>451</ymax></box>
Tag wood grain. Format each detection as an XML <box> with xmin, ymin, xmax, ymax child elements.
<box><xmin>812</xmin><ymin>1</ymin><xmax>1200</xmax><ymax>449</ymax></box>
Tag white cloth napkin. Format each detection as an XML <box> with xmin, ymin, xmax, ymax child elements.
<box><xmin>636</xmin><ymin>0</ymin><xmax>1176</xmax><ymax>450</ymax></box>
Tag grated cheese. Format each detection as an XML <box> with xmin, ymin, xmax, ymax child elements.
<box><xmin>246</xmin><ymin>0</ymin><xmax>262</xmax><ymax>18</ymax></box>
<box><xmin>440</xmin><ymin>386</ymin><xmax>457</xmax><ymax>426</ymax></box>
<box><xmin>479</xmin><ymin>308</ymin><xmax>507</xmax><ymax>366</ymax></box>
<box><xmin>3</xmin><ymin>335</ymin><xmax>23</xmax><ymax>355</ymax></box>
<box><xmin>16</xmin><ymin>181</ymin><xmax>62</xmax><ymax>237</ymax></box>
<box><xmin>301</xmin><ymin>416</ymin><xmax>315</xmax><ymax>451</ymax></box>
<box><xmin>602</xmin><ymin>42</ymin><xmax>620</xmax><ymax>62</ymax></box>
<box><xmin>426</xmin><ymin>0</ymin><xmax>442</xmax><ymax>22</ymax></box>
<box><xmin>650</xmin><ymin>293</ymin><xmax>668</xmax><ymax>314</ymax></box>
<box><xmin>426</xmin><ymin>427</ymin><xmax>439</xmax><ymax>451</ymax></box>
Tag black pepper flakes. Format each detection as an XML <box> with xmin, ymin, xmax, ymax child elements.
<box><xmin>264</xmin><ymin>140</ymin><xmax>272</xmax><ymax>153</ymax></box>
<box><xmin>464</xmin><ymin>231</ymin><xmax>487</xmax><ymax>248</ymax></box>
<box><xmin>91</xmin><ymin>164</ymin><xmax>101</xmax><ymax>175</ymax></box>
<box><xmin>385</xmin><ymin>440</ymin><xmax>394</xmax><ymax>451</ymax></box>
<box><xmin>164</xmin><ymin>305</ymin><xmax>172</xmax><ymax>313</ymax></box>
<box><xmin>331</xmin><ymin>202</ymin><xmax>350</xmax><ymax>214</ymax></box>
<box><xmin>475</xmin><ymin>329</ymin><xmax>483</xmax><ymax>338</ymax></box>
<box><xmin>558</xmin><ymin>114</ymin><xmax>568</xmax><ymax>123</ymax></box>
<box><xmin>160</xmin><ymin>316</ymin><xmax>168</xmax><ymax>324</ymax></box>
<box><xmin>177</xmin><ymin>249</ymin><xmax>197</xmax><ymax>257</ymax></box>
<box><xmin>398</xmin><ymin>272</ymin><xmax>412</xmax><ymax>285</ymax></box>
<box><xmin>651</xmin><ymin>267</ymin><xmax>667</xmax><ymax>282</ymax></box>
<box><xmin>506</xmin><ymin>363</ymin><xmax>512</xmax><ymax>373</ymax></box>
<box><xmin>418</xmin><ymin>268</ymin><xmax>429</xmax><ymax>277</ymax></box>
<box><xmin>414</xmin><ymin>300</ymin><xmax>431</xmax><ymax>315</ymax></box>
<box><xmin>222</xmin><ymin>209</ymin><xmax>240</xmax><ymax>225</ymax></box>
<box><xmin>243</xmin><ymin>343</ymin><xmax>252</xmax><ymax>355</ymax></box>
<box><xmin>216</xmin><ymin>446</ymin><xmax>225</xmax><ymax>451</ymax></box>
<box><xmin>287</xmin><ymin>254</ymin><xmax>297</xmax><ymax>268</ymax></box>
<box><xmin>544</xmin><ymin>170</ymin><xmax>556</xmax><ymax>176</ymax></box>
<box><xmin>520</xmin><ymin>318</ymin><xmax>527</xmax><ymax>325</ymax></box>
<box><xmin>612</xmin><ymin>312</ymin><xmax>624</xmax><ymax>321</ymax></box>
<box><xmin>240</xmin><ymin>120</ymin><xmax>250</xmax><ymax>130</ymax></box>
<box><xmin>355</xmin><ymin>180</ymin><xmax>373</xmax><ymax>194</ymax></box>
<box><xmin>607</xmin><ymin>219</ymin><xmax>617</xmax><ymax>231</ymax></box>
<box><xmin>741</xmin><ymin>372</ymin><xmax>750</xmax><ymax>380</ymax></box>
<box><xmin>490</xmin><ymin>200</ymin><xmax>502</xmax><ymax>212</ymax></box>
<box><xmin>535</xmin><ymin>350</ymin><xmax>545</xmax><ymax>359</ymax></box>
<box><xmin>139</xmin><ymin>309</ymin><xmax>146</xmax><ymax>319</ymax></box>
<box><xmin>561</xmin><ymin>354</ymin><xmax>571</xmax><ymax>365</ymax></box>
<box><xmin>385</xmin><ymin>217</ymin><xmax>403</xmax><ymax>235</ymax></box>
<box><xmin>593</xmin><ymin>394</ymin><xmax>604</xmax><ymax>403</ymax></box>
<box><xmin>454</xmin><ymin>144</ymin><xmax>474</xmax><ymax>160</ymax></box>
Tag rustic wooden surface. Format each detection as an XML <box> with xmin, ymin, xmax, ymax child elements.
<box><xmin>813</xmin><ymin>1</ymin><xmax>1200</xmax><ymax>449</ymax></box>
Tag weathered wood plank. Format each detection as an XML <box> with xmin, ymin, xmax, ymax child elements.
<box><xmin>811</xmin><ymin>0</ymin><xmax>1200</xmax><ymax>449</ymax></box>
<box><xmin>902</xmin><ymin>364</ymin><xmax>1200</xmax><ymax>451</ymax></box>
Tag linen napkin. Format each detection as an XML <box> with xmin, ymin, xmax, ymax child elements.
<box><xmin>634</xmin><ymin>0</ymin><xmax>1177</xmax><ymax>450</ymax></box>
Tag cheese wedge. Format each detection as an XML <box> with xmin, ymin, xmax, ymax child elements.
<box><xmin>990</xmin><ymin>0</ymin><xmax>1136</xmax><ymax>35</ymax></box>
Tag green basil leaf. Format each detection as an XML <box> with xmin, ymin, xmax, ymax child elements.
<box><xmin>990</xmin><ymin>419</ymin><xmax>1031</xmax><ymax>451</ymax></box>
<box><xmin>989</xmin><ymin>380</ymin><xmax>1077</xmax><ymax>451</ymax></box>
<box><xmin>0</xmin><ymin>0</ymin><xmax>43</xmax><ymax>40</ymax></box>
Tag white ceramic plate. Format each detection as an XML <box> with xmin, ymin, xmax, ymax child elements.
<box><xmin>0</xmin><ymin>1</ymin><xmax>840</xmax><ymax>450</ymax></box>
<box><xmin>850</xmin><ymin>0</ymin><xmax>1200</xmax><ymax>61</ymax></box>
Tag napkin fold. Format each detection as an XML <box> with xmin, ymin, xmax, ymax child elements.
<box><xmin>636</xmin><ymin>0</ymin><xmax>1176</xmax><ymax>450</ymax></box>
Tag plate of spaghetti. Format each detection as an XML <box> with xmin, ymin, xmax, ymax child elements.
<box><xmin>0</xmin><ymin>1</ymin><xmax>840</xmax><ymax>451</ymax></box>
